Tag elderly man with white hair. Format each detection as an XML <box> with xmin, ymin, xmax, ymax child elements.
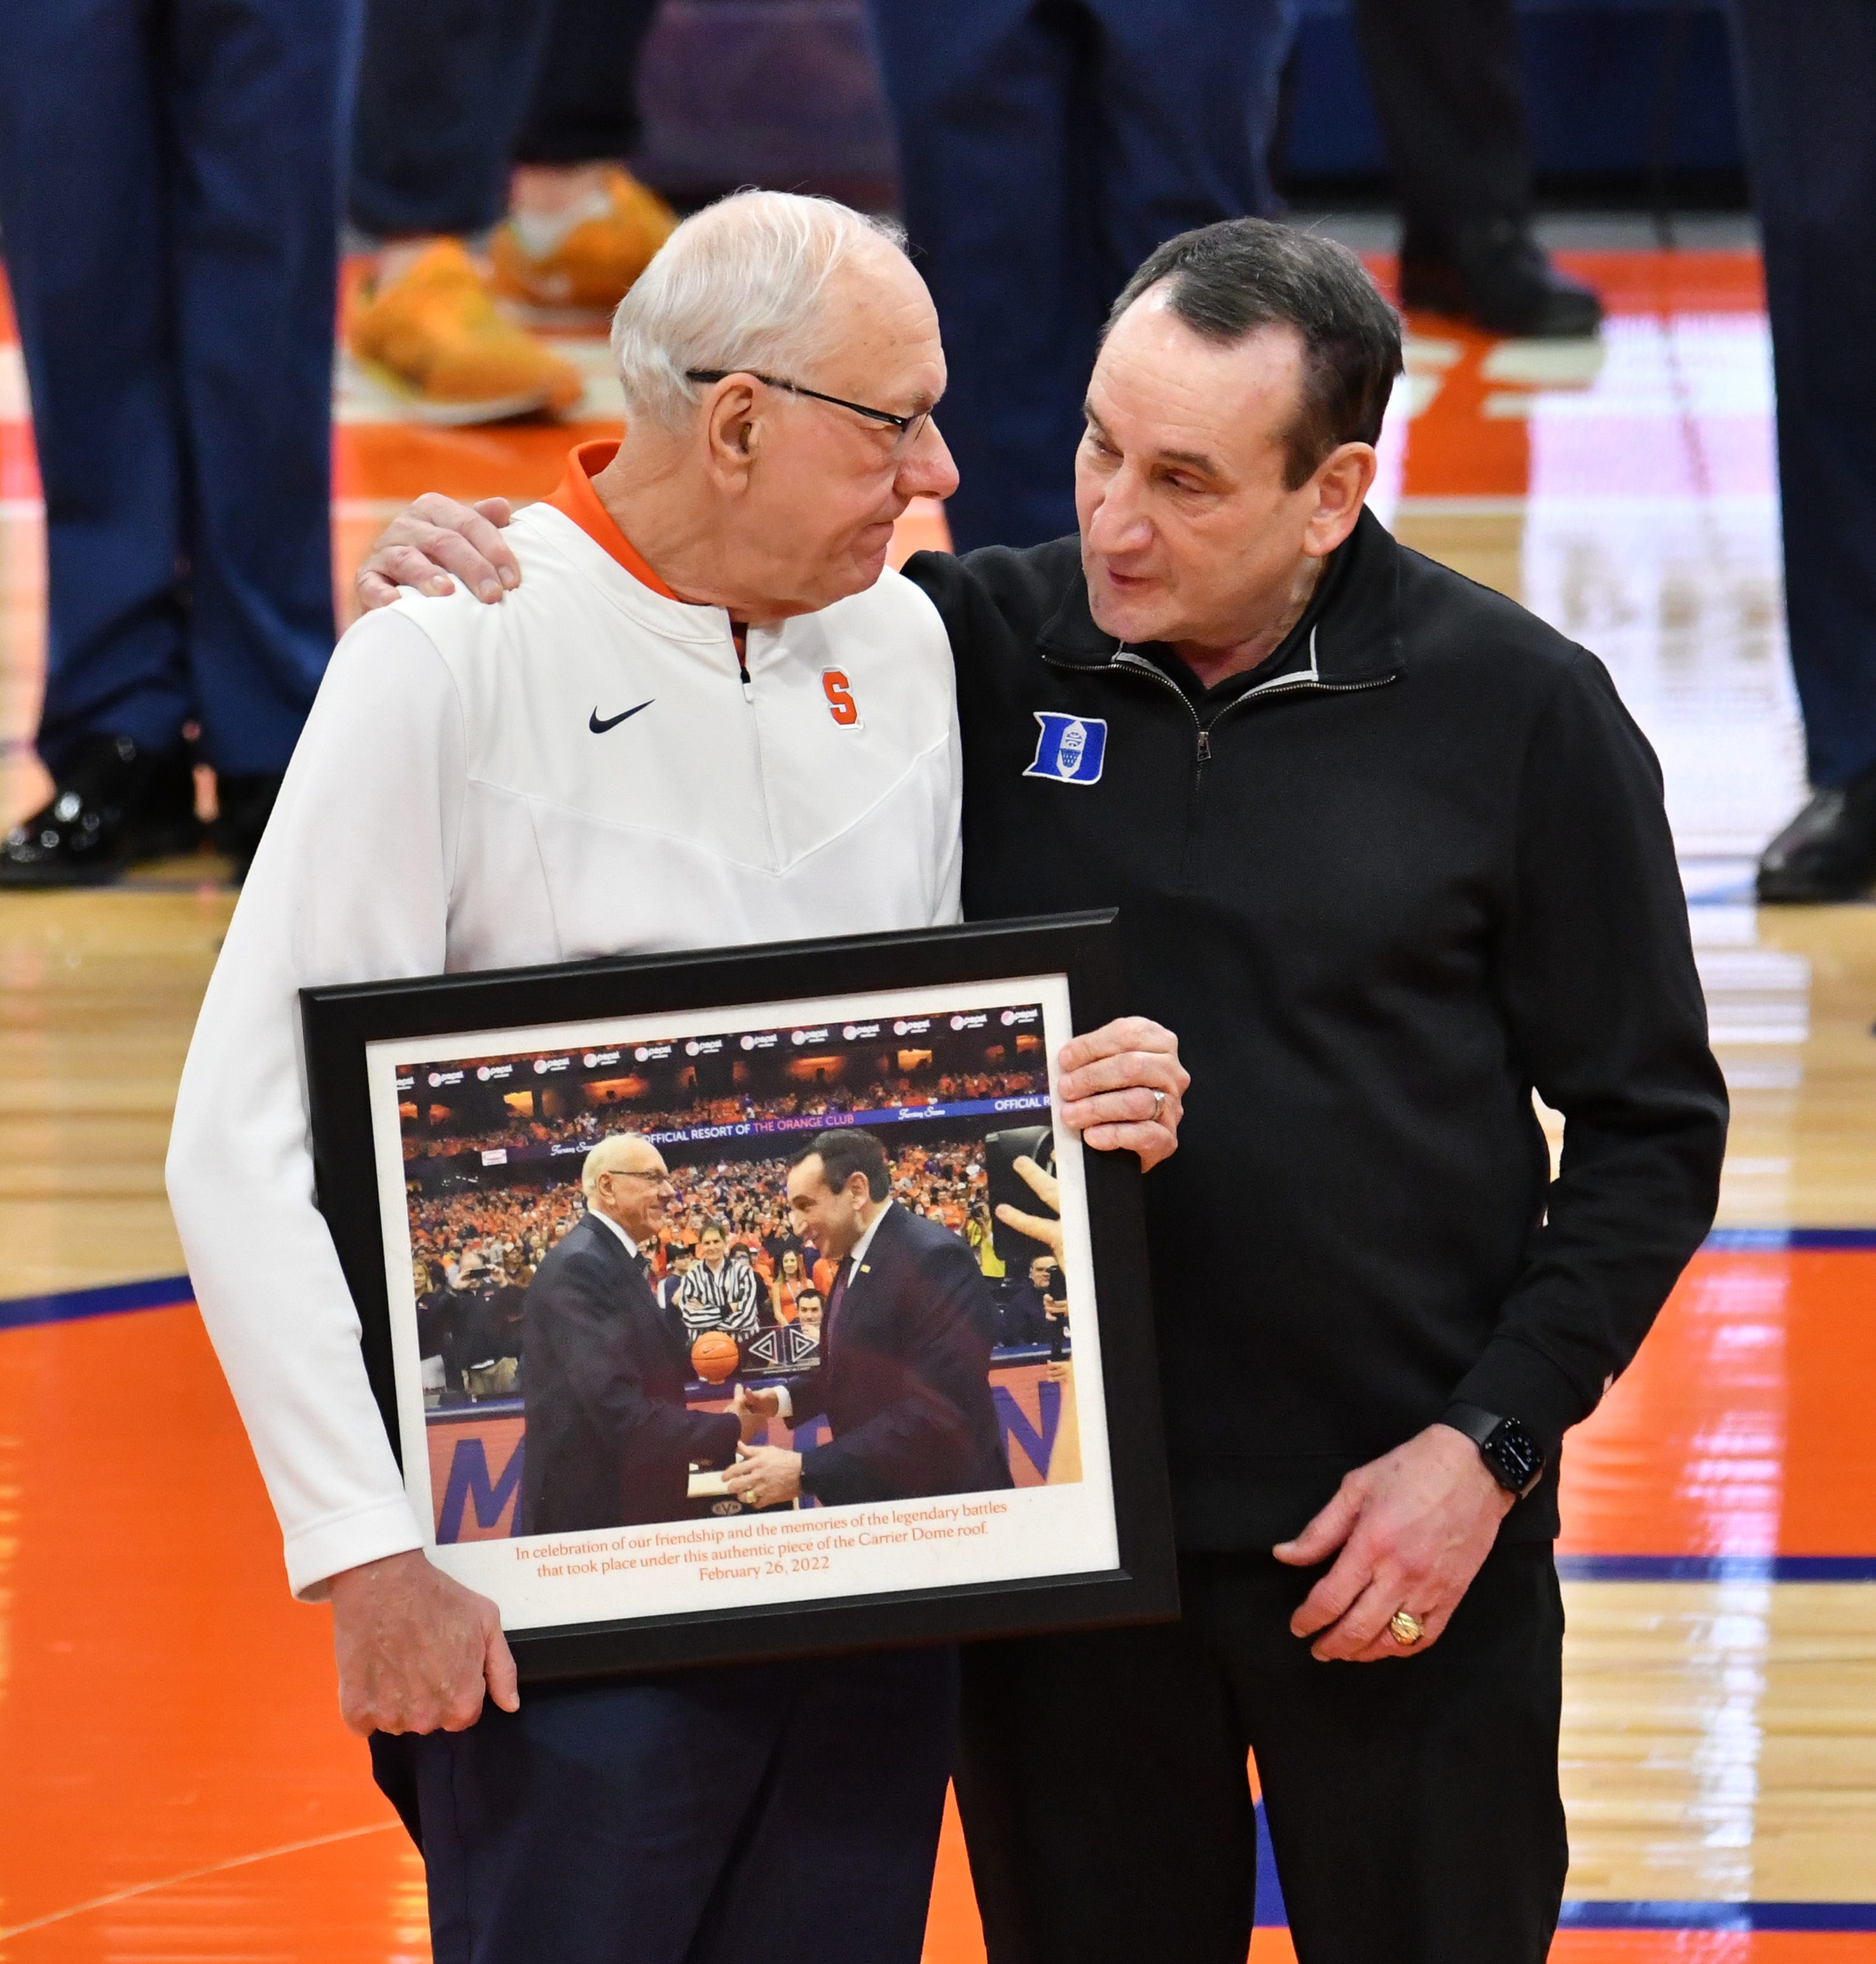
<box><xmin>167</xmin><ymin>189</ymin><xmax>1187</xmax><ymax>1964</ymax></box>
<box><xmin>514</xmin><ymin>1132</ymin><xmax>756</xmax><ymax>1539</ymax></box>
<box><xmin>364</xmin><ymin>207</ymin><xmax>1727</xmax><ymax>1964</ymax></box>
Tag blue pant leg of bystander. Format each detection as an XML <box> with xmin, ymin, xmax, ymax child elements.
<box><xmin>349</xmin><ymin>0</ymin><xmax>556</xmax><ymax>238</ymax></box>
<box><xmin>0</xmin><ymin>0</ymin><xmax>195</xmax><ymax>767</ymax></box>
<box><xmin>867</xmin><ymin>0</ymin><xmax>1295</xmax><ymax>554</ymax></box>
<box><xmin>0</xmin><ymin>0</ymin><xmax>356</xmax><ymax>779</ymax></box>
<box><xmin>170</xmin><ymin>0</ymin><xmax>361</xmax><ymax>778</ymax></box>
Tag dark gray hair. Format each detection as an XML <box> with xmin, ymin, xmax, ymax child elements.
<box><xmin>1107</xmin><ymin>219</ymin><xmax>1403</xmax><ymax>490</ymax></box>
<box><xmin>796</xmin><ymin>1128</ymin><xmax>891</xmax><ymax>1202</ymax></box>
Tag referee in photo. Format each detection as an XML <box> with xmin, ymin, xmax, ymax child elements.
<box><xmin>359</xmin><ymin>216</ymin><xmax>1728</xmax><ymax>1963</ymax></box>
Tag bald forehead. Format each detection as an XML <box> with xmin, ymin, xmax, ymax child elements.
<box><xmin>827</xmin><ymin>232</ymin><xmax>927</xmax><ymax>311</ymax></box>
<box><xmin>787</xmin><ymin>1154</ymin><xmax>830</xmax><ymax>1195</ymax></box>
<box><xmin>812</xmin><ymin>250</ymin><xmax>944</xmax><ymax>408</ymax></box>
<box><xmin>1105</xmin><ymin>281</ymin><xmax>1307</xmax><ymax>380</ymax></box>
<box><xmin>588</xmin><ymin>1134</ymin><xmax>663</xmax><ymax>1179</ymax></box>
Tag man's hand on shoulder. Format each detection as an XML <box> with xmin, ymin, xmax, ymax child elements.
<box><xmin>328</xmin><ymin>1547</ymin><xmax>519</xmax><ymax>1735</ymax></box>
<box><xmin>1272</xmin><ymin>1424</ymin><xmax>1515</xmax><ymax>1663</ymax></box>
<box><xmin>356</xmin><ymin>495</ymin><xmax>522</xmax><ymax>612</ymax></box>
<box><xmin>1056</xmin><ymin>1017</ymin><xmax>1189</xmax><ymax>1171</ymax></box>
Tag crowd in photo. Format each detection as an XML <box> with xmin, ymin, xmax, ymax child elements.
<box><xmin>402</xmin><ymin>1065</ymin><xmax>1043</xmax><ymax>1162</ymax></box>
<box><xmin>408</xmin><ymin>1135</ymin><xmax>1064</xmax><ymax>1399</ymax></box>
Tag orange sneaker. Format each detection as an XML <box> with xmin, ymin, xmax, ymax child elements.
<box><xmin>489</xmin><ymin>167</ymin><xmax>678</xmax><ymax>323</ymax></box>
<box><xmin>346</xmin><ymin>239</ymin><xmax>585</xmax><ymax>424</ymax></box>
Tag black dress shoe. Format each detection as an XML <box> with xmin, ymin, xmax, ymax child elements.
<box><xmin>211</xmin><ymin>772</ymin><xmax>283</xmax><ymax>883</ymax></box>
<box><xmin>1756</xmin><ymin>764</ymin><xmax>1876</xmax><ymax>904</ymax></box>
<box><xmin>1400</xmin><ymin>219</ymin><xmax>1603</xmax><ymax>338</ymax></box>
<box><xmin>0</xmin><ymin>733</ymin><xmax>201</xmax><ymax>888</ymax></box>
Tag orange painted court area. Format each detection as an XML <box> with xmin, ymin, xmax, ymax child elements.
<box><xmin>1560</xmin><ymin>1252</ymin><xmax>1876</xmax><ymax>1558</ymax></box>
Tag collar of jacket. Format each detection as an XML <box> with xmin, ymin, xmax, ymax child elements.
<box><xmin>842</xmin><ymin>1197</ymin><xmax>903</xmax><ymax>1287</ymax></box>
<box><xmin>1033</xmin><ymin>504</ymin><xmax>1405</xmax><ymax>689</ymax></box>
<box><xmin>582</xmin><ymin>1214</ymin><xmax>685</xmax><ymax>1345</ymax></box>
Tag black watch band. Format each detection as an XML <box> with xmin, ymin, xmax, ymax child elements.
<box><xmin>1442</xmin><ymin>1401</ymin><xmax>1546</xmax><ymax>1499</ymax></box>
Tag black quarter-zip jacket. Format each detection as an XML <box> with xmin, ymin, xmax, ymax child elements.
<box><xmin>902</xmin><ymin>509</ymin><xmax>1728</xmax><ymax>1549</ymax></box>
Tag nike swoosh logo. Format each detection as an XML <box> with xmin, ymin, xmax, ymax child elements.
<box><xmin>589</xmin><ymin>700</ymin><xmax>654</xmax><ymax>733</ymax></box>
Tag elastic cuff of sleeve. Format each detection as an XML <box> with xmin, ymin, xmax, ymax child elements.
<box><xmin>798</xmin><ymin>1443</ymin><xmax>843</xmax><ymax>1499</ymax></box>
<box><xmin>1449</xmin><ymin>1336</ymin><xmax>1587</xmax><ymax>1460</ymax></box>
<box><xmin>284</xmin><ymin>1497</ymin><xmax>426</xmax><ymax>1603</ymax></box>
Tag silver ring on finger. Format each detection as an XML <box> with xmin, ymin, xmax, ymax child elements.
<box><xmin>1151</xmin><ymin>1089</ymin><xmax>1167</xmax><ymax>1122</ymax></box>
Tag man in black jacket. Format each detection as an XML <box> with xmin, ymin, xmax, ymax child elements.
<box><xmin>913</xmin><ymin>222</ymin><xmax>1726</xmax><ymax>1964</ymax></box>
<box><xmin>518</xmin><ymin>1133</ymin><xmax>753</xmax><ymax>1535</ymax></box>
<box><xmin>726</xmin><ymin>1130</ymin><xmax>1011</xmax><ymax>1509</ymax></box>
<box><xmin>356</xmin><ymin>216</ymin><xmax>1726</xmax><ymax>1963</ymax></box>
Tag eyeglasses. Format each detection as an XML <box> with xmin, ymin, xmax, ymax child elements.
<box><xmin>685</xmin><ymin>368</ymin><xmax>933</xmax><ymax>456</ymax></box>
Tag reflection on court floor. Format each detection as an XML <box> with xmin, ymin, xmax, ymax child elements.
<box><xmin>1</xmin><ymin>250</ymin><xmax>1872</xmax><ymax>1962</ymax></box>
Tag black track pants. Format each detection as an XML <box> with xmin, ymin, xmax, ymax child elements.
<box><xmin>957</xmin><ymin>1543</ymin><xmax>1568</xmax><ymax>1964</ymax></box>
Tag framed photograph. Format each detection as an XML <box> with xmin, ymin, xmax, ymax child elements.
<box><xmin>302</xmin><ymin>911</ymin><xmax>1176</xmax><ymax>1682</ymax></box>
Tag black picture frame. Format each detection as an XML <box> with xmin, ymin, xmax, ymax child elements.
<box><xmin>302</xmin><ymin>908</ymin><xmax>1177</xmax><ymax>1682</ymax></box>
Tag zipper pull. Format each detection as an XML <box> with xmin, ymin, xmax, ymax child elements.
<box><xmin>1196</xmin><ymin>728</ymin><xmax>1212</xmax><ymax>764</ymax></box>
<box><xmin>738</xmin><ymin>654</ymin><xmax>754</xmax><ymax>705</ymax></box>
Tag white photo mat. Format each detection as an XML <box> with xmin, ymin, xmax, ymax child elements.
<box><xmin>367</xmin><ymin>970</ymin><xmax>1120</xmax><ymax>1632</ymax></box>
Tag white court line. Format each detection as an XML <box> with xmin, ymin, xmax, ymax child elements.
<box><xmin>0</xmin><ymin>1820</ymin><xmax>401</xmax><ymax>1941</ymax></box>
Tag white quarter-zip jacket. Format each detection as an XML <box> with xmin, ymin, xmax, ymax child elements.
<box><xmin>166</xmin><ymin>498</ymin><xmax>962</xmax><ymax>1597</ymax></box>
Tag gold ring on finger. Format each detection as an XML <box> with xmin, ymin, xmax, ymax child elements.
<box><xmin>1388</xmin><ymin>1608</ymin><xmax>1423</xmax><ymax>1646</ymax></box>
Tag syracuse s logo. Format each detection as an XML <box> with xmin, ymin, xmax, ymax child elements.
<box><xmin>1022</xmin><ymin>712</ymin><xmax>1108</xmax><ymax>785</ymax></box>
<box><xmin>822</xmin><ymin>669</ymin><xmax>861</xmax><ymax>728</ymax></box>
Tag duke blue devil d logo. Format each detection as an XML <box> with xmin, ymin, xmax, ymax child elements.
<box><xmin>1023</xmin><ymin>712</ymin><xmax>1108</xmax><ymax>786</ymax></box>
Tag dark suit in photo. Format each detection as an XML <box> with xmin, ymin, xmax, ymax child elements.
<box><xmin>516</xmin><ymin>1212</ymin><xmax>740</xmax><ymax>1535</ymax></box>
<box><xmin>378</xmin><ymin>1212</ymin><xmax>957</xmax><ymax>1964</ymax></box>
<box><xmin>781</xmin><ymin>1202</ymin><xmax>1013</xmax><ymax>1506</ymax></box>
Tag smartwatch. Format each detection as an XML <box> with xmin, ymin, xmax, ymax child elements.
<box><xmin>1441</xmin><ymin>1402</ymin><xmax>1545</xmax><ymax>1498</ymax></box>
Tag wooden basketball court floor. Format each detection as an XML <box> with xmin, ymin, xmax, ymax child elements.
<box><xmin>2</xmin><ymin>249</ymin><xmax>1874</xmax><ymax>1961</ymax></box>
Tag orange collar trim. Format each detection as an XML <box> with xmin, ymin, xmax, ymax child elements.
<box><xmin>544</xmin><ymin>440</ymin><xmax>681</xmax><ymax>601</ymax></box>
